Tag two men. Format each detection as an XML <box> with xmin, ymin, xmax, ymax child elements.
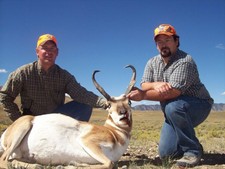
<box><xmin>0</xmin><ymin>24</ymin><xmax>213</xmax><ymax>167</ymax></box>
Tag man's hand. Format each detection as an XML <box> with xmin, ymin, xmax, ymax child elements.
<box><xmin>126</xmin><ymin>87</ymin><xmax>145</xmax><ymax>101</ymax></box>
<box><xmin>153</xmin><ymin>82</ymin><xmax>173</xmax><ymax>97</ymax></box>
<box><xmin>128</xmin><ymin>83</ymin><xmax>181</xmax><ymax>102</ymax></box>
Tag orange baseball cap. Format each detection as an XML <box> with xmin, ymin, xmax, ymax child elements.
<box><xmin>37</xmin><ymin>34</ymin><xmax>57</xmax><ymax>47</ymax></box>
<box><xmin>154</xmin><ymin>24</ymin><xmax>178</xmax><ymax>40</ymax></box>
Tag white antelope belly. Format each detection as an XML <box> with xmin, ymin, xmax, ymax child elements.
<box><xmin>12</xmin><ymin>114</ymin><xmax>99</xmax><ymax>165</ymax></box>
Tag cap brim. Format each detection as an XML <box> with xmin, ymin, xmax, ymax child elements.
<box><xmin>37</xmin><ymin>40</ymin><xmax>57</xmax><ymax>48</ymax></box>
<box><xmin>154</xmin><ymin>32</ymin><xmax>174</xmax><ymax>40</ymax></box>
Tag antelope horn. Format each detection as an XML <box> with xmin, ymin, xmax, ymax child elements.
<box><xmin>92</xmin><ymin>70</ymin><xmax>112</xmax><ymax>101</ymax></box>
<box><xmin>125</xmin><ymin>65</ymin><xmax>136</xmax><ymax>95</ymax></box>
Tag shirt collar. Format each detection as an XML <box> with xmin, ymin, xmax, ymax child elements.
<box><xmin>160</xmin><ymin>49</ymin><xmax>180</xmax><ymax>63</ymax></box>
<box><xmin>169</xmin><ymin>49</ymin><xmax>180</xmax><ymax>63</ymax></box>
<box><xmin>37</xmin><ymin>61</ymin><xmax>57</xmax><ymax>75</ymax></box>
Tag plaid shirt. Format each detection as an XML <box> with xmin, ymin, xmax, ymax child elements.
<box><xmin>141</xmin><ymin>49</ymin><xmax>213</xmax><ymax>104</ymax></box>
<box><xmin>0</xmin><ymin>61</ymin><xmax>106</xmax><ymax>120</ymax></box>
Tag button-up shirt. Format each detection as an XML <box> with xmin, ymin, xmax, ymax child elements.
<box><xmin>0</xmin><ymin>61</ymin><xmax>105</xmax><ymax>120</ymax></box>
<box><xmin>141</xmin><ymin>49</ymin><xmax>213</xmax><ymax>104</ymax></box>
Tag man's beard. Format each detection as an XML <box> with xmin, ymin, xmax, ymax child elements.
<box><xmin>160</xmin><ymin>47</ymin><xmax>171</xmax><ymax>58</ymax></box>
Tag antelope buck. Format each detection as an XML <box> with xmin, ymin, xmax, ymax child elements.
<box><xmin>0</xmin><ymin>65</ymin><xmax>136</xmax><ymax>169</ymax></box>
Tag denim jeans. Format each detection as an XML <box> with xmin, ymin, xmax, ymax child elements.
<box><xmin>54</xmin><ymin>101</ymin><xmax>93</xmax><ymax>122</ymax></box>
<box><xmin>159</xmin><ymin>96</ymin><xmax>212</xmax><ymax>159</ymax></box>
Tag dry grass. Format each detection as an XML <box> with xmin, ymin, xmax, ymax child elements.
<box><xmin>90</xmin><ymin>109</ymin><xmax>225</xmax><ymax>153</ymax></box>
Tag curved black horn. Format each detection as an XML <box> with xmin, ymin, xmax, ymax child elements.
<box><xmin>125</xmin><ymin>65</ymin><xmax>136</xmax><ymax>95</ymax></box>
<box><xmin>92</xmin><ymin>70</ymin><xmax>112</xmax><ymax>101</ymax></box>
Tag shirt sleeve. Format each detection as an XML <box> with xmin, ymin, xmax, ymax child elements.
<box><xmin>0</xmin><ymin>71</ymin><xmax>23</xmax><ymax>120</ymax></box>
<box><xmin>169</xmin><ymin>61</ymin><xmax>199</xmax><ymax>94</ymax></box>
<box><xmin>64</xmin><ymin>72</ymin><xmax>107</xmax><ymax>108</ymax></box>
<box><xmin>141</xmin><ymin>59</ymin><xmax>154</xmax><ymax>84</ymax></box>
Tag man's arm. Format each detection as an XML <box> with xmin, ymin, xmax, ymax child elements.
<box><xmin>65</xmin><ymin>72</ymin><xmax>107</xmax><ymax>109</ymax></box>
<box><xmin>0</xmin><ymin>90</ymin><xmax>22</xmax><ymax>121</ymax></box>
<box><xmin>127</xmin><ymin>82</ymin><xmax>181</xmax><ymax>102</ymax></box>
<box><xmin>0</xmin><ymin>73</ymin><xmax>22</xmax><ymax>121</ymax></box>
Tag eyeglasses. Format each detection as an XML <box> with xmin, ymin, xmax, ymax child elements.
<box><xmin>156</xmin><ymin>38</ymin><xmax>173</xmax><ymax>46</ymax></box>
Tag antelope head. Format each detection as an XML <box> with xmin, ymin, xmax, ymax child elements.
<box><xmin>92</xmin><ymin>65</ymin><xmax>136</xmax><ymax>129</ymax></box>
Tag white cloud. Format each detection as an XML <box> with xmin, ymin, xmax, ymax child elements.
<box><xmin>216</xmin><ymin>44</ymin><xmax>225</xmax><ymax>50</ymax></box>
<box><xmin>221</xmin><ymin>92</ymin><xmax>225</xmax><ymax>95</ymax></box>
<box><xmin>0</xmin><ymin>69</ymin><xmax>7</xmax><ymax>73</ymax></box>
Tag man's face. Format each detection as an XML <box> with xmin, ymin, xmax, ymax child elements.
<box><xmin>155</xmin><ymin>35</ymin><xmax>178</xmax><ymax>58</ymax></box>
<box><xmin>36</xmin><ymin>41</ymin><xmax>58</xmax><ymax>68</ymax></box>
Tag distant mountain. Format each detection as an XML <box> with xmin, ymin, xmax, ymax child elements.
<box><xmin>132</xmin><ymin>104</ymin><xmax>161</xmax><ymax>111</ymax></box>
<box><xmin>212</xmin><ymin>103</ymin><xmax>225</xmax><ymax>111</ymax></box>
<box><xmin>132</xmin><ymin>103</ymin><xmax>225</xmax><ymax>111</ymax></box>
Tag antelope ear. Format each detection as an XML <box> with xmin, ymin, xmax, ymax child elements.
<box><xmin>103</xmin><ymin>101</ymin><xmax>111</xmax><ymax>110</ymax></box>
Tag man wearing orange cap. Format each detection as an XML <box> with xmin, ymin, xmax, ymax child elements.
<box><xmin>0</xmin><ymin>34</ymin><xmax>108</xmax><ymax>122</ymax></box>
<box><xmin>127</xmin><ymin>24</ymin><xmax>213</xmax><ymax>167</ymax></box>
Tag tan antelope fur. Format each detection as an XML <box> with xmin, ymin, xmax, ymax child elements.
<box><xmin>0</xmin><ymin>65</ymin><xmax>136</xmax><ymax>169</ymax></box>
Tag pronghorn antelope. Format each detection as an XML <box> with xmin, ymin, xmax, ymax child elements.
<box><xmin>0</xmin><ymin>65</ymin><xmax>136</xmax><ymax>169</ymax></box>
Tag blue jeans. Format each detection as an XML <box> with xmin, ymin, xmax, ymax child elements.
<box><xmin>159</xmin><ymin>96</ymin><xmax>212</xmax><ymax>159</ymax></box>
<box><xmin>54</xmin><ymin>101</ymin><xmax>92</xmax><ymax>122</ymax></box>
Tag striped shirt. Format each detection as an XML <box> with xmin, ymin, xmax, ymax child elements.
<box><xmin>141</xmin><ymin>49</ymin><xmax>213</xmax><ymax>104</ymax></box>
<box><xmin>0</xmin><ymin>61</ymin><xmax>106</xmax><ymax>120</ymax></box>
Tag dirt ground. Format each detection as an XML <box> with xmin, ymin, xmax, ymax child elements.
<box><xmin>117</xmin><ymin>145</ymin><xmax>225</xmax><ymax>168</ymax></box>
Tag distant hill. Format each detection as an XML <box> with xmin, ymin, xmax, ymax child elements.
<box><xmin>132</xmin><ymin>103</ymin><xmax>225</xmax><ymax>111</ymax></box>
<box><xmin>211</xmin><ymin>103</ymin><xmax>225</xmax><ymax>111</ymax></box>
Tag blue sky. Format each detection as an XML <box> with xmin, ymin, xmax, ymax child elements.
<box><xmin>0</xmin><ymin>0</ymin><xmax>225</xmax><ymax>105</ymax></box>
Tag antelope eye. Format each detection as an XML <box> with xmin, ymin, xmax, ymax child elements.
<box><xmin>128</xmin><ymin>100</ymin><xmax>131</xmax><ymax>106</ymax></box>
<box><xmin>107</xmin><ymin>104</ymin><xmax>111</xmax><ymax>109</ymax></box>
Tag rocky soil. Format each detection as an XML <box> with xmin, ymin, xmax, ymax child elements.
<box><xmin>117</xmin><ymin>145</ymin><xmax>225</xmax><ymax>169</ymax></box>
